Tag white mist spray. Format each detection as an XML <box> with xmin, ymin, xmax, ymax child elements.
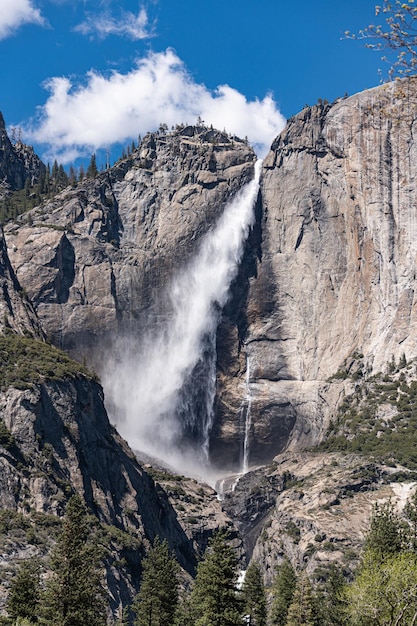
<box><xmin>105</xmin><ymin>160</ymin><xmax>262</xmax><ymax>477</ymax></box>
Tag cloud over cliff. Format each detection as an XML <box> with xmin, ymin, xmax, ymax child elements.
<box><xmin>26</xmin><ymin>49</ymin><xmax>286</xmax><ymax>162</ymax></box>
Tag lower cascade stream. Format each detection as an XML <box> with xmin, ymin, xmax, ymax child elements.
<box><xmin>105</xmin><ymin>160</ymin><xmax>262</xmax><ymax>480</ymax></box>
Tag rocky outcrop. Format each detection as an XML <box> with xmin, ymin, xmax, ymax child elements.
<box><xmin>6</xmin><ymin>80</ymin><xmax>417</xmax><ymax>478</ymax></box>
<box><xmin>0</xmin><ymin>228</ymin><xmax>44</xmax><ymax>338</ymax></box>
<box><xmin>223</xmin><ymin>451</ymin><xmax>416</xmax><ymax>583</ymax></box>
<box><xmin>0</xmin><ymin>112</ymin><xmax>45</xmax><ymax>192</ymax></box>
<box><xmin>5</xmin><ymin>127</ymin><xmax>255</xmax><ymax>360</ymax></box>
<box><xmin>213</xmin><ymin>77</ymin><xmax>417</xmax><ymax>470</ymax></box>
<box><xmin>0</xmin><ymin>227</ymin><xmax>197</xmax><ymax>616</ymax></box>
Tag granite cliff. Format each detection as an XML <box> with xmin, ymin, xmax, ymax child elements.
<box><xmin>2</xmin><ymin>79</ymin><xmax>417</xmax><ymax>606</ymax></box>
<box><xmin>5</xmin><ymin>82</ymin><xmax>417</xmax><ymax>475</ymax></box>
<box><xmin>213</xmin><ymin>77</ymin><xmax>417</xmax><ymax>470</ymax></box>
<box><xmin>0</xmin><ymin>229</ymin><xmax>236</xmax><ymax>618</ymax></box>
<box><xmin>5</xmin><ymin>127</ymin><xmax>255</xmax><ymax>361</ymax></box>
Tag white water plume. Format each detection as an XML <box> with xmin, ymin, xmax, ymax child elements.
<box><xmin>105</xmin><ymin>160</ymin><xmax>262</xmax><ymax>477</ymax></box>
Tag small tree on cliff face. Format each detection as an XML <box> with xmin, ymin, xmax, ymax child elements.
<box><xmin>346</xmin><ymin>1</ymin><xmax>417</xmax><ymax>79</ymax></box>
<box><xmin>365</xmin><ymin>500</ymin><xmax>405</xmax><ymax>560</ymax></box>
<box><xmin>41</xmin><ymin>494</ymin><xmax>106</xmax><ymax>626</ymax></box>
<box><xmin>86</xmin><ymin>153</ymin><xmax>98</xmax><ymax>179</ymax></box>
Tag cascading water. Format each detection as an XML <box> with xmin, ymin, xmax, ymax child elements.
<box><xmin>104</xmin><ymin>160</ymin><xmax>262</xmax><ymax>478</ymax></box>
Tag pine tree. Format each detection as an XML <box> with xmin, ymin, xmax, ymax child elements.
<box><xmin>68</xmin><ymin>166</ymin><xmax>77</xmax><ymax>186</ymax></box>
<box><xmin>40</xmin><ymin>494</ymin><xmax>106</xmax><ymax>626</ymax></box>
<box><xmin>241</xmin><ymin>561</ymin><xmax>266</xmax><ymax>626</ymax></box>
<box><xmin>57</xmin><ymin>164</ymin><xmax>68</xmax><ymax>188</ymax></box>
<box><xmin>7</xmin><ymin>558</ymin><xmax>40</xmax><ymax>623</ymax></box>
<box><xmin>86</xmin><ymin>153</ymin><xmax>98</xmax><ymax>179</ymax></box>
<box><xmin>51</xmin><ymin>160</ymin><xmax>59</xmax><ymax>192</ymax></box>
<box><xmin>132</xmin><ymin>537</ymin><xmax>179</xmax><ymax>626</ymax></box>
<box><xmin>365</xmin><ymin>500</ymin><xmax>405</xmax><ymax>560</ymax></box>
<box><xmin>404</xmin><ymin>488</ymin><xmax>417</xmax><ymax>551</ymax></box>
<box><xmin>117</xmin><ymin>605</ymin><xmax>131</xmax><ymax>626</ymax></box>
<box><xmin>270</xmin><ymin>559</ymin><xmax>297</xmax><ymax>626</ymax></box>
<box><xmin>313</xmin><ymin>565</ymin><xmax>347</xmax><ymax>626</ymax></box>
<box><xmin>189</xmin><ymin>530</ymin><xmax>242</xmax><ymax>626</ymax></box>
<box><xmin>285</xmin><ymin>573</ymin><xmax>315</xmax><ymax>626</ymax></box>
<box><xmin>44</xmin><ymin>164</ymin><xmax>51</xmax><ymax>196</ymax></box>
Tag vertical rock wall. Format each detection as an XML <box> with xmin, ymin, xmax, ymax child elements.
<box><xmin>212</xmin><ymin>78</ymin><xmax>417</xmax><ymax>470</ymax></box>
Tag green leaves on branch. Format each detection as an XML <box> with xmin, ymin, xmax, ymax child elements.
<box><xmin>345</xmin><ymin>551</ymin><xmax>417</xmax><ymax>625</ymax></box>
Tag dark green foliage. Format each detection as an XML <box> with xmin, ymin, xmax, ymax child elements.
<box><xmin>0</xmin><ymin>161</ymin><xmax>69</xmax><ymax>225</ymax></box>
<box><xmin>0</xmin><ymin>419</ymin><xmax>15</xmax><ymax>450</ymax></box>
<box><xmin>241</xmin><ymin>561</ymin><xmax>266</xmax><ymax>626</ymax></box>
<box><xmin>285</xmin><ymin>521</ymin><xmax>301</xmax><ymax>543</ymax></box>
<box><xmin>189</xmin><ymin>530</ymin><xmax>242</xmax><ymax>626</ymax></box>
<box><xmin>0</xmin><ymin>510</ymin><xmax>62</xmax><ymax>555</ymax></box>
<box><xmin>285</xmin><ymin>573</ymin><xmax>315</xmax><ymax>626</ymax></box>
<box><xmin>40</xmin><ymin>494</ymin><xmax>106</xmax><ymax>626</ymax></box>
<box><xmin>404</xmin><ymin>488</ymin><xmax>417</xmax><ymax>551</ymax></box>
<box><xmin>115</xmin><ymin>606</ymin><xmax>132</xmax><ymax>626</ymax></box>
<box><xmin>0</xmin><ymin>334</ymin><xmax>97</xmax><ymax>391</ymax></box>
<box><xmin>174</xmin><ymin>594</ymin><xmax>193</xmax><ymax>626</ymax></box>
<box><xmin>365</xmin><ymin>500</ymin><xmax>405</xmax><ymax>560</ymax></box>
<box><xmin>312</xmin><ymin>565</ymin><xmax>347</xmax><ymax>626</ymax></box>
<box><xmin>318</xmin><ymin>364</ymin><xmax>417</xmax><ymax>469</ymax></box>
<box><xmin>270</xmin><ymin>559</ymin><xmax>297</xmax><ymax>626</ymax></box>
<box><xmin>7</xmin><ymin>558</ymin><xmax>41</xmax><ymax>622</ymax></box>
<box><xmin>86</xmin><ymin>153</ymin><xmax>98</xmax><ymax>179</ymax></box>
<box><xmin>132</xmin><ymin>537</ymin><xmax>179</xmax><ymax>626</ymax></box>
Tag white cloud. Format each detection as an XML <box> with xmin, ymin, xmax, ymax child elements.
<box><xmin>27</xmin><ymin>49</ymin><xmax>286</xmax><ymax>162</ymax></box>
<box><xmin>0</xmin><ymin>0</ymin><xmax>45</xmax><ymax>39</ymax></box>
<box><xmin>74</xmin><ymin>6</ymin><xmax>154</xmax><ymax>40</ymax></box>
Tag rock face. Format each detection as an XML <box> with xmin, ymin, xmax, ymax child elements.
<box><xmin>223</xmin><ymin>451</ymin><xmax>416</xmax><ymax>583</ymax></box>
<box><xmin>6</xmin><ymin>81</ymin><xmax>417</xmax><ymax>476</ymax></box>
<box><xmin>0</xmin><ymin>224</ymin><xmax>245</xmax><ymax>618</ymax></box>
<box><xmin>0</xmin><ymin>229</ymin><xmax>44</xmax><ymax>338</ymax></box>
<box><xmin>5</xmin><ymin>127</ymin><xmax>255</xmax><ymax>361</ymax></box>
<box><xmin>0</xmin><ymin>231</ymin><xmax>197</xmax><ymax>615</ymax></box>
<box><xmin>0</xmin><ymin>112</ymin><xmax>45</xmax><ymax>192</ymax></box>
<box><xmin>213</xmin><ymin>77</ymin><xmax>417</xmax><ymax>470</ymax></box>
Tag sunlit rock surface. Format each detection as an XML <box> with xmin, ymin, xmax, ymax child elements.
<box><xmin>0</xmin><ymin>230</ymin><xmax>44</xmax><ymax>338</ymax></box>
<box><xmin>214</xmin><ymin>78</ymin><xmax>417</xmax><ymax>469</ymax></box>
<box><xmin>6</xmin><ymin>81</ymin><xmax>417</xmax><ymax>474</ymax></box>
<box><xmin>5</xmin><ymin>127</ymin><xmax>255</xmax><ymax>363</ymax></box>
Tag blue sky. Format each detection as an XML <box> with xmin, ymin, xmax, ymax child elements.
<box><xmin>1</xmin><ymin>0</ymin><xmax>386</xmax><ymax>167</ymax></box>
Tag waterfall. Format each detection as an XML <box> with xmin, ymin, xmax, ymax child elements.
<box><xmin>242</xmin><ymin>355</ymin><xmax>252</xmax><ymax>474</ymax></box>
<box><xmin>105</xmin><ymin>160</ymin><xmax>262</xmax><ymax>478</ymax></box>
